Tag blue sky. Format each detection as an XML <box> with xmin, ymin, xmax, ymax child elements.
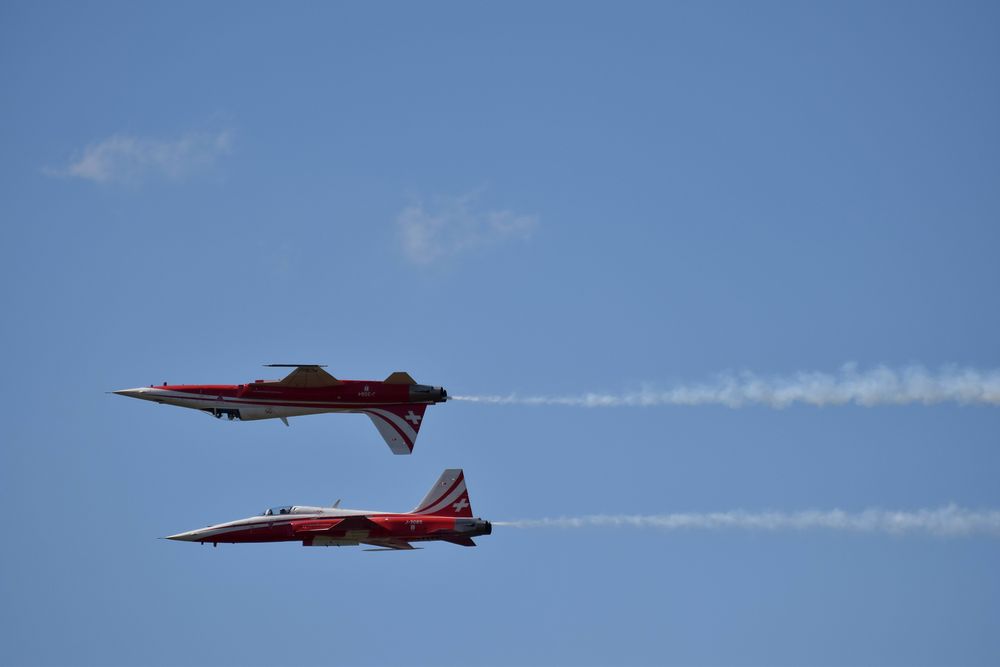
<box><xmin>2</xmin><ymin>2</ymin><xmax>999</xmax><ymax>665</ymax></box>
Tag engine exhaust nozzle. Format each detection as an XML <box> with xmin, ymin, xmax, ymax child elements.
<box><xmin>409</xmin><ymin>384</ymin><xmax>447</xmax><ymax>403</ymax></box>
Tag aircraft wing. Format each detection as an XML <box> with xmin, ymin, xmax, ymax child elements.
<box><xmin>361</xmin><ymin>539</ymin><xmax>417</xmax><ymax>551</ymax></box>
<box><xmin>332</xmin><ymin>515</ymin><xmax>385</xmax><ymax>532</ymax></box>
<box><xmin>291</xmin><ymin>515</ymin><xmax>384</xmax><ymax>535</ymax></box>
<box><xmin>362</xmin><ymin>404</ymin><xmax>427</xmax><ymax>455</ymax></box>
<box><xmin>265</xmin><ymin>364</ymin><xmax>343</xmax><ymax>388</ymax></box>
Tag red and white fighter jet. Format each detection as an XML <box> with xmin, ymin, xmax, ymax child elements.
<box><xmin>113</xmin><ymin>365</ymin><xmax>446</xmax><ymax>454</ymax></box>
<box><xmin>166</xmin><ymin>469</ymin><xmax>491</xmax><ymax>551</ymax></box>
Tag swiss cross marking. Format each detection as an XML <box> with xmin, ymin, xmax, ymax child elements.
<box><xmin>452</xmin><ymin>497</ymin><xmax>469</xmax><ymax>512</ymax></box>
<box><xmin>405</xmin><ymin>411</ymin><xmax>422</xmax><ymax>425</ymax></box>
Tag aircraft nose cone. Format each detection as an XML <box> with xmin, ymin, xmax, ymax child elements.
<box><xmin>112</xmin><ymin>387</ymin><xmax>159</xmax><ymax>400</ymax></box>
<box><xmin>165</xmin><ymin>530</ymin><xmax>200</xmax><ymax>541</ymax></box>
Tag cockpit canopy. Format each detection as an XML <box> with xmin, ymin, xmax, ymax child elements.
<box><xmin>263</xmin><ymin>505</ymin><xmax>292</xmax><ymax>516</ymax></box>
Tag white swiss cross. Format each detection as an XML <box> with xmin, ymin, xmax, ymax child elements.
<box><xmin>405</xmin><ymin>411</ymin><xmax>422</xmax><ymax>425</ymax></box>
<box><xmin>452</xmin><ymin>497</ymin><xmax>469</xmax><ymax>512</ymax></box>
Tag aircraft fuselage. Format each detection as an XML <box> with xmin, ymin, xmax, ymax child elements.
<box><xmin>115</xmin><ymin>379</ymin><xmax>443</xmax><ymax>421</ymax></box>
<box><xmin>167</xmin><ymin>508</ymin><xmax>491</xmax><ymax>549</ymax></box>
<box><xmin>113</xmin><ymin>368</ymin><xmax>447</xmax><ymax>453</ymax></box>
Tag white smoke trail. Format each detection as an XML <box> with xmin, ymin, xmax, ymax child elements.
<box><xmin>452</xmin><ymin>364</ymin><xmax>1000</xmax><ymax>408</ymax></box>
<box><xmin>494</xmin><ymin>506</ymin><xmax>1000</xmax><ymax>537</ymax></box>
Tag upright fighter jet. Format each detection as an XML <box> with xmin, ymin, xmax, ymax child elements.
<box><xmin>165</xmin><ymin>469</ymin><xmax>491</xmax><ymax>551</ymax></box>
<box><xmin>113</xmin><ymin>365</ymin><xmax>446</xmax><ymax>454</ymax></box>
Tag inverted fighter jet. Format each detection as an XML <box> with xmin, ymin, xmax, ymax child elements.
<box><xmin>113</xmin><ymin>365</ymin><xmax>446</xmax><ymax>454</ymax></box>
<box><xmin>166</xmin><ymin>469</ymin><xmax>491</xmax><ymax>551</ymax></box>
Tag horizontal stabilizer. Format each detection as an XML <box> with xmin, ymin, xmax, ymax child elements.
<box><xmin>443</xmin><ymin>536</ymin><xmax>477</xmax><ymax>547</ymax></box>
<box><xmin>383</xmin><ymin>371</ymin><xmax>417</xmax><ymax>385</ymax></box>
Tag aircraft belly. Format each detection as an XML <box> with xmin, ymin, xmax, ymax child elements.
<box><xmin>145</xmin><ymin>393</ymin><xmax>415</xmax><ymax>424</ymax></box>
<box><xmin>235</xmin><ymin>405</ymin><xmax>333</xmax><ymax>420</ymax></box>
<box><xmin>164</xmin><ymin>396</ymin><xmax>337</xmax><ymax>420</ymax></box>
<box><xmin>157</xmin><ymin>396</ymin><xmax>213</xmax><ymax>409</ymax></box>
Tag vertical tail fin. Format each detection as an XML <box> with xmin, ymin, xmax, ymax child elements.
<box><xmin>410</xmin><ymin>469</ymin><xmax>473</xmax><ymax>518</ymax></box>
<box><xmin>362</xmin><ymin>404</ymin><xmax>427</xmax><ymax>455</ymax></box>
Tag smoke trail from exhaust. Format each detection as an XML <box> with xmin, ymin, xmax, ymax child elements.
<box><xmin>494</xmin><ymin>506</ymin><xmax>1000</xmax><ymax>537</ymax></box>
<box><xmin>452</xmin><ymin>364</ymin><xmax>1000</xmax><ymax>408</ymax></box>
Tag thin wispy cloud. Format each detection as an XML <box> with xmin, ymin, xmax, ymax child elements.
<box><xmin>453</xmin><ymin>364</ymin><xmax>1000</xmax><ymax>408</ymax></box>
<box><xmin>50</xmin><ymin>129</ymin><xmax>233</xmax><ymax>184</ymax></box>
<box><xmin>397</xmin><ymin>191</ymin><xmax>538</xmax><ymax>265</ymax></box>
<box><xmin>496</xmin><ymin>505</ymin><xmax>1000</xmax><ymax>537</ymax></box>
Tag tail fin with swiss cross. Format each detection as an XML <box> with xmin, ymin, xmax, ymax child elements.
<box><xmin>361</xmin><ymin>404</ymin><xmax>427</xmax><ymax>455</ymax></box>
<box><xmin>410</xmin><ymin>469</ymin><xmax>473</xmax><ymax>518</ymax></box>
